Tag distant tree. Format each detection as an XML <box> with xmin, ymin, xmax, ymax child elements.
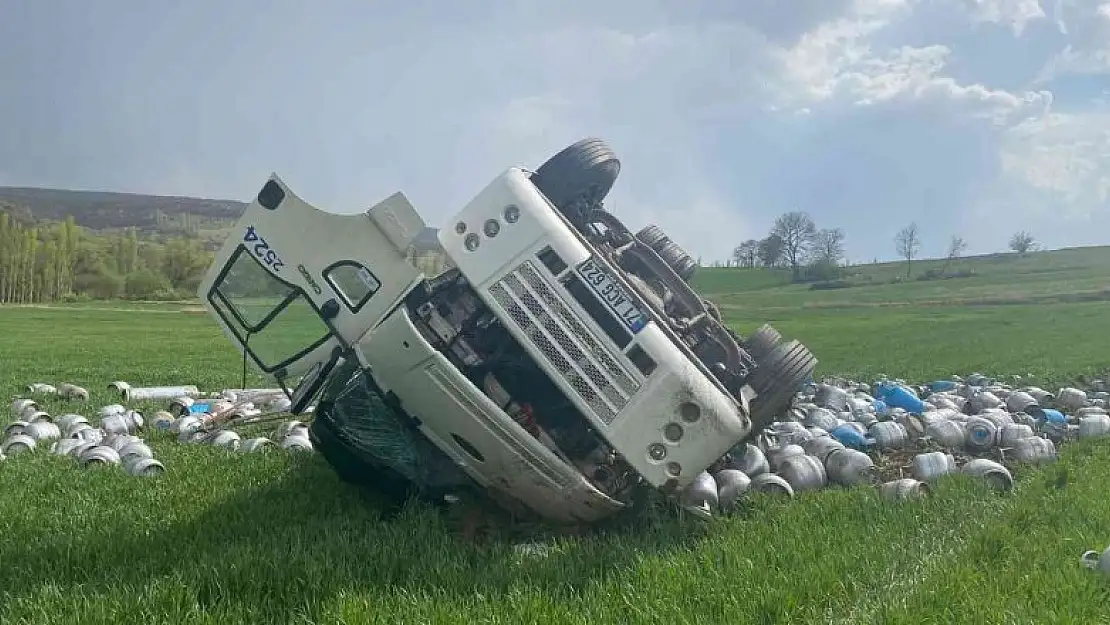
<box><xmin>757</xmin><ymin>234</ymin><xmax>785</xmax><ymax>268</ymax></box>
<box><xmin>74</xmin><ymin>272</ymin><xmax>124</xmax><ymax>299</ymax></box>
<box><xmin>948</xmin><ymin>235</ymin><xmax>968</xmax><ymax>259</ymax></box>
<box><xmin>812</xmin><ymin>228</ymin><xmax>847</xmax><ymax>265</ymax></box>
<box><xmin>940</xmin><ymin>235</ymin><xmax>968</xmax><ymax>275</ymax></box>
<box><xmin>894</xmin><ymin>222</ymin><xmax>921</xmax><ymax>278</ymax></box>
<box><xmin>1009</xmin><ymin>230</ymin><xmax>1036</xmax><ymax>255</ymax></box>
<box><xmin>770</xmin><ymin>211</ymin><xmax>818</xmax><ymax>278</ymax></box>
<box><xmin>163</xmin><ymin>238</ymin><xmax>213</xmax><ymax>290</ymax></box>
<box><xmin>125</xmin><ymin>270</ymin><xmax>172</xmax><ymax>299</ymax></box>
<box><xmin>0</xmin><ymin>211</ymin><xmax>214</xmax><ymax>304</ymax></box>
<box><xmin>733</xmin><ymin>239</ymin><xmax>759</xmax><ymax>268</ymax></box>
<box><xmin>804</xmin><ymin>258</ymin><xmax>843</xmax><ymax>281</ymax></box>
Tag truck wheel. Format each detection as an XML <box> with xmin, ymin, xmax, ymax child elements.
<box><xmin>635</xmin><ymin>224</ymin><xmax>698</xmax><ymax>282</ymax></box>
<box><xmin>531</xmin><ymin>137</ymin><xmax>621</xmax><ymax>226</ymax></box>
<box><xmin>742</xmin><ymin>324</ymin><xmax>783</xmax><ymax>362</ymax></box>
<box><xmin>746</xmin><ymin>340</ymin><xmax>817</xmax><ymax>434</ymax></box>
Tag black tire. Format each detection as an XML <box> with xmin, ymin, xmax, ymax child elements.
<box><xmin>635</xmin><ymin>224</ymin><xmax>668</xmax><ymax>249</ymax></box>
<box><xmin>742</xmin><ymin>324</ymin><xmax>783</xmax><ymax>362</ymax></box>
<box><xmin>635</xmin><ymin>224</ymin><xmax>698</xmax><ymax>282</ymax></box>
<box><xmin>746</xmin><ymin>340</ymin><xmax>817</xmax><ymax>434</ymax></box>
<box><xmin>531</xmin><ymin>137</ymin><xmax>621</xmax><ymax>224</ymax></box>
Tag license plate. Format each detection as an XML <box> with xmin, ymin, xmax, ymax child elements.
<box><xmin>575</xmin><ymin>258</ymin><xmax>648</xmax><ymax>333</ymax></box>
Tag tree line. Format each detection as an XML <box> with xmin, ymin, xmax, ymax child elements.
<box><xmin>730</xmin><ymin>211</ymin><xmax>848</xmax><ymax>281</ymax></box>
<box><xmin>727</xmin><ymin>210</ymin><xmax>1043</xmax><ymax>280</ymax></box>
<box><xmin>0</xmin><ymin>205</ymin><xmax>1052</xmax><ymax>305</ymax></box>
<box><xmin>0</xmin><ymin>212</ymin><xmax>214</xmax><ymax>304</ymax></box>
<box><xmin>893</xmin><ymin>223</ymin><xmax>1038</xmax><ymax>278</ymax></box>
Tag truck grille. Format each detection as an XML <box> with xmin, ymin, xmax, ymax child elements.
<box><xmin>488</xmin><ymin>261</ymin><xmax>641</xmax><ymax>425</ymax></box>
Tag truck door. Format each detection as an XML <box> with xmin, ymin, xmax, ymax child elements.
<box><xmin>197</xmin><ymin>174</ymin><xmax>428</xmax><ymax>402</ymax></box>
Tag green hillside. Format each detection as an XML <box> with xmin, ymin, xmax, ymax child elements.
<box><xmin>692</xmin><ymin>245</ymin><xmax>1110</xmax><ymax>312</ymax></box>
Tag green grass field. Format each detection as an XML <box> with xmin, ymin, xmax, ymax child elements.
<box><xmin>2</xmin><ymin>247</ymin><xmax>1110</xmax><ymax>624</ymax></box>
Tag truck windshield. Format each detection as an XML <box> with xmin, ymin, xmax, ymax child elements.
<box><xmin>207</xmin><ymin>246</ymin><xmax>332</xmax><ymax>373</ymax></box>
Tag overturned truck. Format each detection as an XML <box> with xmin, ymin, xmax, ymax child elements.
<box><xmin>198</xmin><ymin>138</ymin><xmax>817</xmax><ymax>523</ymax></box>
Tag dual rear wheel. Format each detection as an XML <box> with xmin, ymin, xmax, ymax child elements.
<box><xmin>743</xmin><ymin>324</ymin><xmax>818</xmax><ymax>436</ymax></box>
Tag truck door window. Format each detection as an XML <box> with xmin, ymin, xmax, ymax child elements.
<box><xmin>323</xmin><ymin>260</ymin><xmax>381</xmax><ymax>313</ymax></box>
<box><xmin>208</xmin><ymin>247</ymin><xmax>332</xmax><ymax>373</ymax></box>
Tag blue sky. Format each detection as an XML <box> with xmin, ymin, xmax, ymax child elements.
<box><xmin>2</xmin><ymin>0</ymin><xmax>1108</xmax><ymax>263</ymax></box>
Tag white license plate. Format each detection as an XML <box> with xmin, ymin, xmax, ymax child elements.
<box><xmin>575</xmin><ymin>258</ymin><xmax>648</xmax><ymax>333</ymax></box>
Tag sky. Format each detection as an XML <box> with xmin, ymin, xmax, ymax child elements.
<box><xmin>1</xmin><ymin>0</ymin><xmax>1108</xmax><ymax>264</ymax></box>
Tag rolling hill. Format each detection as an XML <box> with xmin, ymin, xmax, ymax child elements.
<box><xmin>0</xmin><ymin>185</ymin><xmax>443</xmax><ymax>251</ymax></box>
<box><xmin>0</xmin><ymin>186</ymin><xmax>244</xmax><ymax>232</ymax></box>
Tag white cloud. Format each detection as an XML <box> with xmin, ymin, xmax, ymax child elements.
<box><xmin>1001</xmin><ymin>111</ymin><xmax>1110</xmax><ymax>216</ymax></box>
<box><xmin>774</xmin><ymin>0</ymin><xmax>915</xmax><ymax>105</ymax></box>
<box><xmin>1035</xmin><ymin>45</ymin><xmax>1110</xmax><ymax>83</ymax></box>
<box><xmin>1033</xmin><ymin>0</ymin><xmax>1110</xmax><ymax>81</ymax></box>
<box><xmin>965</xmin><ymin>0</ymin><xmax>1047</xmax><ymax>35</ymax></box>
<box><xmin>775</xmin><ymin>0</ymin><xmax>1051</xmax><ymax>122</ymax></box>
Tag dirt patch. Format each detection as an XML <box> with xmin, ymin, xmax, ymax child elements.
<box><xmin>870</xmin><ymin>440</ymin><xmax>1037</xmax><ymax>484</ymax></box>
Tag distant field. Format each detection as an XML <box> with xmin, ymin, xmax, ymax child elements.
<box><xmin>2</xmin><ymin>246</ymin><xmax>1110</xmax><ymax>623</ymax></box>
<box><xmin>695</xmin><ymin>245</ymin><xmax>1110</xmax><ymax>310</ymax></box>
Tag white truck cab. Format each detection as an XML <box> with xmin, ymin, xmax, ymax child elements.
<box><xmin>198</xmin><ymin>138</ymin><xmax>816</xmax><ymax>523</ymax></box>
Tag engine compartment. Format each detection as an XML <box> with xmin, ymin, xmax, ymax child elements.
<box><xmin>403</xmin><ymin>268</ymin><xmax>642</xmax><ymax>503</ymax></box>
<box><xmin>394</xmin><ymin>140</ymin><xmax>763</xmax><ymax>503</ymax></box>
<box><xmin>398</xmin><ymin>193</ymin><xmax>760</xmax><ymax>505</ymax></box>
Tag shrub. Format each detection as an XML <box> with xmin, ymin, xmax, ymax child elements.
<box><xmin>810</xmin><ymin>280</ymin><xmax>852</xmax><ymax>291</ymax></box>
<box><xmin>124</xmin><ymin>270</ymin><xmax>172</xmax><ymax>299</ymax></box>
<box><xmin>793</xmin><ymin>259</ymin><xmax>844</xmax><ymax>284</ymax></box>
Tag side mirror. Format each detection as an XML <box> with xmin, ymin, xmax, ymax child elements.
<box><xmin>289</xmin><ymin>345</ymin><xmax>344</xmax><ymax>415</ymax></box>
